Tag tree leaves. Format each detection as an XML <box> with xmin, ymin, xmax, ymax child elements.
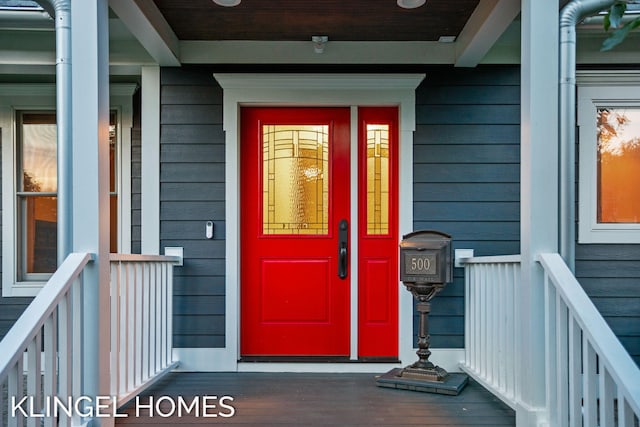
<box><xmin>601</xmin><ymin>1</ymin><xmax>640</xmax><ymax>51</ymax></box>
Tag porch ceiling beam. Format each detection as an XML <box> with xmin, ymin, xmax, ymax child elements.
<box><xmin>180</xmin><ymin>41</ymin><xmax>465</xmax><ymax>65</ymax></box>
<box><xmin>109</xmin><ymin>0</ymin><xmax>180</xmax><ymax>66</ymax></box>
<box><xmin>454</xmin><ymin>0</ymin><xmax>521</xmax><ymax>67</ymax></box>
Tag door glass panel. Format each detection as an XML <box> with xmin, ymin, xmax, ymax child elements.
<box><xmin>366</xmin><ymin>124</ymin><xmax>389</xmax><ymax>235</ymax></box>
<box><xmin>597</xmin><ymin>108</ymin><xmax>640</xmax><ymax>223</ymax></box>
<box><xmin>262</xmin><ymin>124</ymin><xmax>329</xmax><ymax>235</ymax></box>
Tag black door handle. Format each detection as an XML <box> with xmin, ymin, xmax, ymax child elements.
<box><xmin>338</xmin><ymin>219</ymin><xmax>348</xmax><ymax>279</ymax></box>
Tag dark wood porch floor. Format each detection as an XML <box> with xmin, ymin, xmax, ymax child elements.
<box><xmin>116</xmin><ymin>371</ymin><xmax>515</xmax><ymax>426</ymax></box>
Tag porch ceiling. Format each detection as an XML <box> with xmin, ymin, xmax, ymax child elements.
<box><xmin>152</xmin><ymin>0</ymin><xmax>480</xmax><ymax>42</ymax></box>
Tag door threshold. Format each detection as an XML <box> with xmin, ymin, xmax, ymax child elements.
<box><xmin>237</xmin><ymin>360</ymin><xmax>403</xmax><ymax>374</ymax></box>
<box><xmin>240</xmin><ymin>356</ymin><xmax>400</xmax><ymax>363</ymax></box>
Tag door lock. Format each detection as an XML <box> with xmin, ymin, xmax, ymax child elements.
<box><xmin>338</xmin><ymin>219</ymin><xmax>349</xmax><ymax>279</ymax></box>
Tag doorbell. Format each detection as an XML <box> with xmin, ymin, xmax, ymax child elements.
<box><xmin>206</xmin><ymin>221</ymin><xmax>214</xmax><ymax>239</ymax></box>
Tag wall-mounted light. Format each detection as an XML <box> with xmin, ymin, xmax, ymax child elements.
<box><xmin>213</xmin><ymin>0</ymin><xmax>241</xmax><ymax>6</ymax></box>
<box><xmin>312</xmin><ymin>35</ymin><xmax>328</xmax><ymax>54</ymax></box>
<box><xmin>397</xmin><ymin>0</ymin><xmax>426</xmax><ymax>9</ymax></box>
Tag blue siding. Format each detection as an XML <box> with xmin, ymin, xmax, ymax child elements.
<box><xmin>159</xmin><ymin>67</ymin><xmax>226</xmax><ymax>349</ymax></box>
<box><xmin>413</xmin><ymin>66</ymin><xmax>521</xmax><ymax>348</ymax></box>
<box><xmin>575</xmin><ymin>244</ymin><xmax>640</xmax><ymax>365</ymax></box>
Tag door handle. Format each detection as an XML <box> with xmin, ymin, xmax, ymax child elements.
<box><xmin>338</xmin><ymin>219</ymin><xmax>349</xmax><ymax>279</ymax></box>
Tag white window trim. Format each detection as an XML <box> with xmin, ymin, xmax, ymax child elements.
<box><xmin>577</xmin><ymin>79</ymin><xmax>640</xmax><ymax>244</ymax></box>
<box><xmin>1</xmin><ymin>83</ymin><xmax>136</xmax><ymax>297</ymax></box>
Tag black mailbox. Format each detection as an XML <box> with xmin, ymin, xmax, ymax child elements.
<box><xmin>399</xmin><ymin>230</ymin><xmax>452</xmax><ymax>284</ymax></box>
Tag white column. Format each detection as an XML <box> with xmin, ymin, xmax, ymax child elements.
<box><xmin>141</xmin><ymin>65</ymin><xmax>161</xmax><ymax>254</ymax></box>
<box><xmin>519</xmin><ymin>0</ymin><xmax>559</xmax><ymax>425</ymax></box>
<box><xmin>70</xmin><ymin>0</ymin><xmax>112</xmax><ymax>425</ymax></box>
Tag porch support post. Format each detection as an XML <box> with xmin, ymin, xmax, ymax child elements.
<box><xmin>71</xmin><ymin>0</ymin><xmax>112</xmax><ymax>425</ymax></box>
<box><xmin>141</xmin><ymin>65</ymin><xmax>161</xmax><ymax>254</ymax></box>
<box><xmin>519</xmin><ymin>0</ymin><xmax>559</xmax><ymax>425</ymax></box>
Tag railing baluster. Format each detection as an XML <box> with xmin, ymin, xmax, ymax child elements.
<box><xmin>506</xmin><ymin>263</ymin><xmax>516</xmax><ymax>400</ymax></box>
<box><xmin>127</xmin><ymin>262</ymin><xmax>135</xmax><ymax>392</ymax></box>
<box><xmin>479</xmin><ymin>263</ymin><xmax>486</xmax><ymax>377</ymax></box>
<box><xmin>487</xmin><ymin>264</ymin><xmax>496</xmax><ymax>382</ymax></box>
<box><xmin>568</xmin><ymin>315</ymin><xmax>581</xmax><ymax>427</ymax></box>
<box><xmin>135</xmin><ymin>262</ymin><xmax>144</xmax><ymax>386</ymax></box>
<box><xmin>110</xmin><ymin>261</ymin><xmax>120</xmax><ymax>397</ymax></box>
<box><xmin>157</xmin><ymin>262</ymin><xmax>163</xmax><ymax>373</ymax></box>
<box><xmin>58</xmin><ymin>292</ymin><xmax>71</xmax><ymax>427</ymax></box>
<box><xmin>165</xmin><ymin>263</ymin><xmax>172</xmax><ymax>367</ymax></box>
<box><xmin>555</xmin><ymin>295</ymin><xmax>569</xmax><ymax>427</ymax></box>
<box><xmin>142</xmin><ymin>262</ymin><xmax>151</xmax><ymax>382</ymax></box>
<box><xmin>71</xmin><ymin>276</ymin><xmax>83</xmax><ymax>427</ymax></box>
<box><xmin>149</xmin><ymin>262</ymin><xmax>157</xmax><ymax>376</ymax></box>
<box><xmin>583</xmin><ymin>340</ymin><xmax>597</xmax><ymax>427</ymax></box>
<box><xmin>544</xmin><ymin>272</ymin><xmax>557</xmax><ymax>427</ymax></box>
<box><xmin>120</xmin><ymin>262</ymin><xmax>128</xmax><ymax>396</ymax></box>
<box><xmin>598</xmin><ymin>365</ymin><xmax>614</xmax><ymax>427</ymax></box>
<box><xmin>43</xmin><ymin>312</ymin><xmax>57</xmax><ymax>427</ymax></box>
<box><xmin>26</xmin><ymin>330</ymin><xmax>42</xmax><ymax>427</ymax></box>
<box><xmin>497</xmin><ymin>263</ymin><xmax>506</xmax><ymax>392</ymax></box>
<box><xmin>618</xmin><ymin>394</ymin><xmax>634</xmax><ymax>427</ymax></box>
<box><xmin>7</xmin><ymin>357</ymin><xmax>24</xmax><ymax>427</ymax></box>
<box><xmin>464</xmin><ymin>264</ymin><xmax>471</xmax><ymax>373</ymax></box>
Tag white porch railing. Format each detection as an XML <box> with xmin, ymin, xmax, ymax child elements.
<box><xmin>109</xmin><ymin>254</ymin><xmax>179</xmax><ymax>407</ymax></box>
<box><xmin>0</xmin><ymin>252</ymin><xmax>179</xmax><ymax>426</ymax></box>
<box><xmin>538</xmin><ymin>253</ymin><xmax>640</xmax><ymax>427</ymax></box>
<box><xmin>0</xmin><ymin>253</ymin><xmax>92</xmax><ymax>427</ymax></box>
<box><xmin>461</xmin><ymin>253</ymin><xmax>640</xmax><ymax>427</ymax></box>
<box><xmin>460</xmin><ymin>254</ymin><xmax>522</xmax><ymax>409</ymax></box>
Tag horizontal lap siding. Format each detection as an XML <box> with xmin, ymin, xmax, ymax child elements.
<box><xmin>414</xmin><ymin>66</ymin><xmax>521</xmax><ymax>348</ymax></box>
<box><xmin>160</xmin><ymin>68</ymin><xmax>226</xmax><ymax>348</ymax></box>
<box><xmin>575</xmin><ymin>244</ymin><xmax>640</xmax><ymax>365</ymax></box>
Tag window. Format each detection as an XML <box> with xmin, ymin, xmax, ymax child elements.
<box><xmin>17</xmin><ymin>112</ymin><xmax>58</xmax><ymax>280</ymax></box>
<box><xmin>578</xmin><ymin>83</ymin><xmax>640</xmax><ymax>243</ymax></box>
<box><xmin>15</xmin><ymin>112</ymin><xmax>119</xmax><ymax>281</ymax></box>
<box><xmin>1</xmin><ymin>84</ymin><xmax>134</xmax><ymax>296</ymax></box>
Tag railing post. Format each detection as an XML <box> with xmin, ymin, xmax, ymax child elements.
<box><xmin>520</xmin><ymin>0</ymin><xmax>559</xmax><ymax>424</ymax></box>
<box><xmin>70</xmin><ymin>0</ymin><xmax>112</xmax><ymax>424</ymax></box>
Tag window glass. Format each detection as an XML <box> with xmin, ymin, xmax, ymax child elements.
<box><xmin>597</xmin><ymin>108</ymin><xmax>640</xmax><ymax>223</ymax></box>
<box><xmin>366</xmin><ymin>124</ymin><xmax>390</xmax><ymax>235</ymax></box>
<box><xmin>262</xmin><ymin>124</ymin><xmax>329</xmax><ymax>235</ymax></box>
<box><xmin>18</xmin><ymin>113</ymin><xmax>57</xmax><ymax>277</ymax></box>
<box><xmin>17</xmin><ymin>111</ymin><xmax>118</xmax><ymax>280</ymax></box>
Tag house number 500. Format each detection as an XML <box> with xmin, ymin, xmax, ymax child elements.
<box><xmin>411</xmin><ymin>257</ymin><xmax>431</xmax><ymax>271</ymax></box>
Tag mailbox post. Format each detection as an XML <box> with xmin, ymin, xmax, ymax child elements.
<box><xmin>376</xmin><ymin>230</ymin><xmax>468</xmax><ymax>395</ymax></box>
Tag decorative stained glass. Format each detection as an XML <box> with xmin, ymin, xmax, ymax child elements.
<box><xmin>597</xmin><ymin>107</ymin><xmax>640</xmax><ymax>223</ymax></box>
<box><xmin>262</xmin><ymin>125</ymin><xmax>329</xmax><ymax>235</ymax></box>
<box><xmin>366</xmin><ymin>124</ymin><xmax>389</xmax><ymax>235</ymax></box>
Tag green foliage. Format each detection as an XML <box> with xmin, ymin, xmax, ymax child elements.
<box><xmin>601</xmin><ymin>1</ymin><xmax>640</xmax><ymax>51</ymax></box>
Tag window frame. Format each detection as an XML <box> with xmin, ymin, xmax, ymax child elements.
<box><xmin>578</xmin><ymin>82</ymin><xmax>640</xmax><ymax>244</ymax></box>
<box><xmin>1</xmin><ymin>84</ymin><xmax>135</xmax><ymax>297</ymax></box>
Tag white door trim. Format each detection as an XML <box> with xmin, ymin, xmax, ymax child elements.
<box><xmin>212</xmin><ymin>73</ymin><xmax>424</xmax><ymax>372</ymax></box>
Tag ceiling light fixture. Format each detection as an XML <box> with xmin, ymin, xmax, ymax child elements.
<box><xmin>213</xmin><ymin>0</ymin><xmax>241</xmax><ymax>6</ymax></box>
<box><xmin>312</xmin><ymin>35</ymin><xmax>328</xmax><ymax>54</ymax></box>
<box><xmin>397</xmin><ymin>0</ymin><xmax>426</xmax><ymax>9</ymax></box>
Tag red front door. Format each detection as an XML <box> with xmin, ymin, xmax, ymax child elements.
<box><xmin>240</xmin><ymin>107</ymin><xmax>351</xmax><ymax>356</ymax></box>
